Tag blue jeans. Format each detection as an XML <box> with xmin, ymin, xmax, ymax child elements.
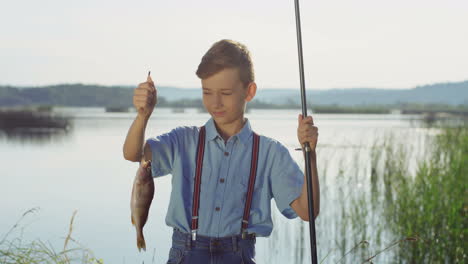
<box><xmin>166</xmin><ymin>228</ymin><xmax>256</xmax><ymax>264</ymax></box>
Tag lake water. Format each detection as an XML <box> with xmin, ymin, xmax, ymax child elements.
<box><xmin>0</xmin><ymin>107</ymin><xmax>433</xmax><ymax>263</ymax></box>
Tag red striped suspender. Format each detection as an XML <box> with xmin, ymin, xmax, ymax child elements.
<box><xmin>241</xmin><ymin>132</ymin><xmax>260</xmax><ymax>238</ymax></box>
<box><xmin>190</xmin><ymin>126</ymin><xmax>260</xmax><ymax>241</ymax></box>
<box><xmin>191</xmin><ymin>126</ymin><xmax>206</xmax><ymax>241</ymax></box>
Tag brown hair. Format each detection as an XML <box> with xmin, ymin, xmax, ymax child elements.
<box><xmin>196</xmin><ymin>39</ymin><xmax>255</xmax><ymax>87</ymax></box>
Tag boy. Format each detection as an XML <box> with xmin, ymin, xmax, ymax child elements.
<box><xmin>123</xmin><ymin>39</ymin><xmax>320</xmax><ymax>264</ymax></box>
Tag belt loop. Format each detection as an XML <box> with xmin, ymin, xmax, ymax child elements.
<box><xmin>232</xmin><ymin>236</ymin><xmax>237</xmax><ymax>252</ymax></box>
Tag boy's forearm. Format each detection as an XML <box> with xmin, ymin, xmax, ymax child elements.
<box><xmin>298</xmin><ymin>150</ymin><xmax>320</xmax><ymax>220</ymax></box>
<box><xmin>123</xmin><ymin>114</ymin><xmax>150</xmax><ymax>162</ymax></box>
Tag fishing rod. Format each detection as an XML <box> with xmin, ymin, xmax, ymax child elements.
<box><xmin>294</xmin><ymin>0</ymin><xmax>318</xmax><ymax>263</ymax></box>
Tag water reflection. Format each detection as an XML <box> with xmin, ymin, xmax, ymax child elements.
<box><xmin>0</xmin><ymin>127</ymin><xmax>73</xmax><ymax>144</ymax></box>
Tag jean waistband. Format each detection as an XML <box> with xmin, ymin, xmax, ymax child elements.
<box><xmin>172</xmin><ymin>228</ymin><xmax>256</xmax><ymax>252</ymax></box>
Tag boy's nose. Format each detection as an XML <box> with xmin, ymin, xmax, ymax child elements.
<box><xmin>214</xmin><ymin>95</ymin><xmax>223</xmax><ymax>108</ymax></box>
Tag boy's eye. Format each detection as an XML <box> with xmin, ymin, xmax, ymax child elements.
<box><xmin>203</xmin><ymin>92</ymin><xmax>211</xmax><ymax>95</ymax></box>
<box><xmin>222</xmin><ymin>93</ymin><xmax>232</xmax><ymax>96</ymax></box>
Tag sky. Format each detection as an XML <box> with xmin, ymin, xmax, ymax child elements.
<box><xmin>1</xmin><ymin>0</ymin><xmax>467</xmax><ymax>90</ymax></box>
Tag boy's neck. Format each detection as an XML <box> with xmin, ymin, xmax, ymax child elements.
<box><xmin>213</xmin><ymin>117</ymin><xmax>246</xmax><ymax>143</ymax></box>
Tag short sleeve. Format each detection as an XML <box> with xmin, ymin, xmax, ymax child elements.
<box><xmin>271</xmin><ymin>144</ymin><xmax>304</xmax><ymax>219</ymax></box>
<box><xmin>145</xmin><ymin>128</ymin><xmax>180</xmax><ymax>178</ymax></box>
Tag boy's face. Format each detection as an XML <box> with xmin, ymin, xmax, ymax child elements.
<box><xmin>201</xmin><ymin>68</ymin><xmax>255</xmax><ymax>127</ymax></box>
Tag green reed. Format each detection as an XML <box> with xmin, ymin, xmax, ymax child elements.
<box><xmin>339</xmin><ymin>125</ymin><xmax>467</xmax><ymax>263</ymax></box>
<box><xmin>387</xmin><ymin>126</ymin><xmax>467</xmax><ymax>263</ymax></box>
<box><xmin>0</xmin><ymin>208</ymin><xmax>103</xmax><ymax>264</ymax></box>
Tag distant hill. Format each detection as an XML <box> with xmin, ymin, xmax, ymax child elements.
<box><xmin>158</xmin><ymin>81</ymin><xmax>468</xmax><ymax>106</ymax></box>
<box><xmin>0</xmin><ymin>80</ymin><xmax>467</xmax><ymax>107</ymax></box>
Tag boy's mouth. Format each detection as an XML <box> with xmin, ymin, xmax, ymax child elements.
<box><xmin>213</xmin><ymin>111</ymin><xmax>226</xmax><ymax>117</ymax></box>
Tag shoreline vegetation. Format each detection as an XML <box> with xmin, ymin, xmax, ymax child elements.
<box><xmin>0</xmin><ymin>208</ymin><xmax>105</xmax><ymax>264</ymax></box>
<box><xmin>327</xmin><ymin>122</ymin><xmax>467</xmax><ymax>263</ymax></box>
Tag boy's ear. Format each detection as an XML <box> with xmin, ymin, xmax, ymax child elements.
<box><xmin>245</xmin><ymin>82</ymin><xmax>257</xmax><ymax>102</ymax></box>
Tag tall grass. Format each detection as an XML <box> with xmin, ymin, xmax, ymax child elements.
<box><xmin>340</xmin><ymin>125</ymin><xmax>467</xmax><ymax>263</ymax></box>
<box><xmin>383</xmin><ymin>126</ymin><xmax>467</xmax><ymax>263</ymax></box>
<box><xmin>0</xmin><ymin>208</ymin><xmax>103</xmax><ymax>264</ymax></box>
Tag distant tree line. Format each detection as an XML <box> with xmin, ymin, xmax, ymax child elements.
<box><xmin>0</xmin><ymin>84</ymin><xmax>467</xmax><ymax>114</ymax></box>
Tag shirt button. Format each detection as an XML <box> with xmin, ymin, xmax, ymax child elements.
<box><xmin>215</xmin><ymin>207</ymin><xmax>220</xmax><ymax>211</ymax></box>
<box><xmin>220</xmin><ymin>178</ymin><xmax>225</xmax><ymax>183</ymax></box>
<box><xmin>224</xmin><ymin>152</ymin><xmax>229</xmax><ymax>156</ymax></box>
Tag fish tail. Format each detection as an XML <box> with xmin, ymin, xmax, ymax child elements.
<box><xmin>136</xmin><ymin>229</ymin><xmax>146</xmax><ymax>252</ymax></box>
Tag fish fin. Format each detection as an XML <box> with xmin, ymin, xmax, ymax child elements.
<box><xmin>137</xmin><ymin>230</ymin><xmax>146</xmax><ymax>252</ymax></box>
<box><xmin>131</xmin><ymin>215</ymin><xmax>135</xmax><ymax>226</ymax></box>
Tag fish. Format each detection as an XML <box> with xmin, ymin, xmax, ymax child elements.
<box><xmin>130</xmin><ymin>160</ymin><xmax>155</xmax><ymax>252</ymax></box>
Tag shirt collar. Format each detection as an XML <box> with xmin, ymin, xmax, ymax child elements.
<box><xmin>204</xmin><ymin>117</ymin><xmax>253</xmax><ymax>146</ymax></box>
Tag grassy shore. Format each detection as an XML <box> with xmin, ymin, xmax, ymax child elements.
<box><xmin>0</xmin><ymin>209</ymin><xmax>103</xmax><ymax>264</ymax></box>
<box><xmin>384</xmin><ymin>125</ymin><xmax>467</xmax><ymax>263</ymax></box>
<box><xmin>336</xmin><ymin>123</ymin><xmax>467</xmax><ymax>263</ymax></box>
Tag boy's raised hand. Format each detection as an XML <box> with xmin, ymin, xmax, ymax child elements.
<box><xmin>133</xmin><ymin>74</ymin><xmax>157</xmax><ymax>118</ymax></box>
<box><xmin>297</xmin><ymin>114</ymin><xmax>318</xmax><ymax>151</ymax></box>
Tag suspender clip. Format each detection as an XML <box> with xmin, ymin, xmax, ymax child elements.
<box><xmin>241</xmin><ymin>229</ymin><xmax>256</xmax><ymax>240</ymax></box>
<box><xmin>241</xmin><ymin>229</ymin><xmax>249</xmax><ymax>239</ymax></box>
<box><xmin>191</xmin><ymin>229</ymin><xmax>197</xmax><ymax>241</ymax></box>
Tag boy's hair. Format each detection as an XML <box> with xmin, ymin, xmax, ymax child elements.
<box><xmin>196</xmin><ymin>39</ymin><xmax>255</xmax><ymax>87</ymax></box>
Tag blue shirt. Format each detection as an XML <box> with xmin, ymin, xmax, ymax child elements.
<box><xmin>146</xmin><ymin>118</ymin><xmax>304</xmax><ymax>238</ymax></box>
